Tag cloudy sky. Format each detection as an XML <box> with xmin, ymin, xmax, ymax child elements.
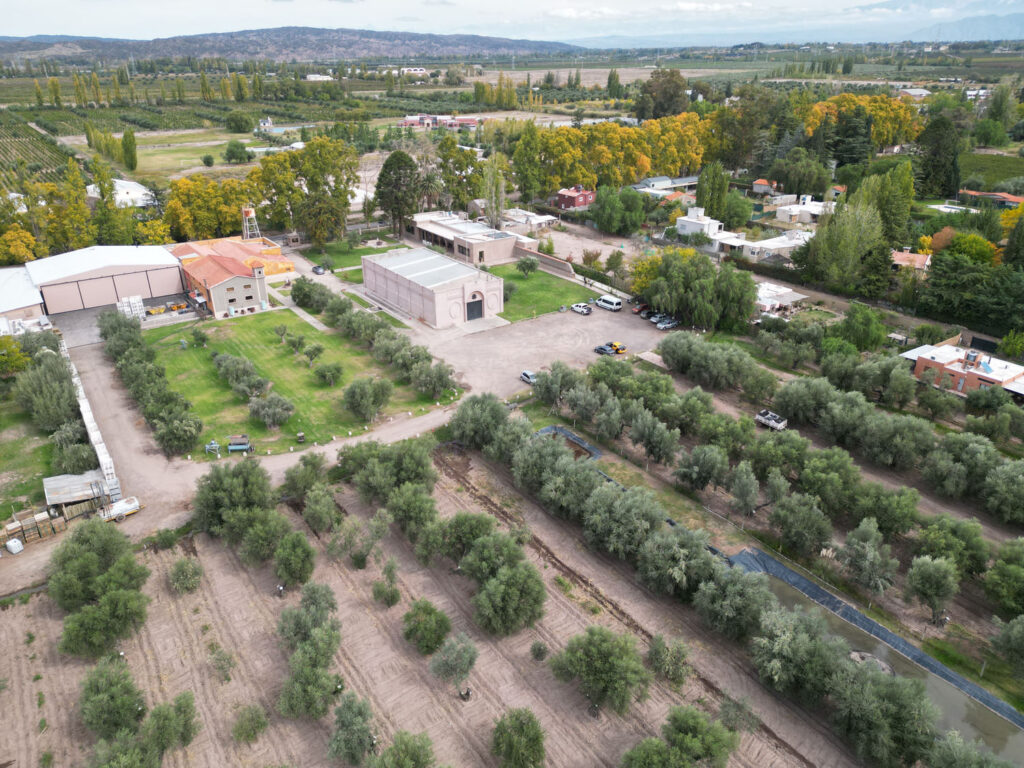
<box><xmin>2</xmin><ymin>0</ymin><xmax>1017</xmax><ymax>43</ymax></box>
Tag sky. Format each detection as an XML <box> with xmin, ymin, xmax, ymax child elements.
<box><xmin>0</xmin><ymin>0</ymin><xmax>1019</xmax><ymax>43</ymax></box>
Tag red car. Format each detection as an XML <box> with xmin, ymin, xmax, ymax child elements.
<box><xmin>632</xmin><ymin>303</ymin><xmax>649</xmax><ymax>315</ymax></box>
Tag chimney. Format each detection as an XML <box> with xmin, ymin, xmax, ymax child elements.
<box><xmin>903</xmin><ymin>246</ymin><xmax>911</xmax><ymax>252</ymax></box>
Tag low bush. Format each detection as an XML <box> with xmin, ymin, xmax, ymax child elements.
<box><xmin>232</xmin><ymin>705</ymin><xmax>268</xmax><ymax>743</ymax></box>
<box><xmin>402</xmin><ymin>599</ymin><xmax>451</xmax><ymax>655</ymax></box>
<box><xmin>168</xmin><ymin>558</ymin><xmax>203</xmax><ymax>594</ymax></box>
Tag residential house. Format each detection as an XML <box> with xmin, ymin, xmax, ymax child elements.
<box><xmin>891</xmin><ymin>247</ymin><xmax>931</xmax><ymax>273</ymax></box>
<box><xmin>408</xmin><ymin>211</ymin><xmax>534</xmax><ymax>265</ymax></box>
<box><xmin>742</xmin><ymin>230</ymin><xmax>814</xmax><ymax>263</ymax></box>
<box><xmin>900</xmin><ymin>344</ymin><xmax>1024</xmax><ymax>398</ymax></box>
<box><xmin>555</xmin><ymin>185</ymin><xmax>596</xmax><ymax>210</ymax></box>
<box><xmin>752</xmin><ymin>179</ymin><xmax>777</xmax><ymax>196</ymax></box>
<box><xmin>85</xmin><ymin>179</ymin><xmax>153</xmax><ymax>208</ymax></box>
<box><xmin>899</xmin><ymin>87</ymin><xmax>931</xmax><ymax>101</ymax></box>
<box><xmin>959</xmin><ymin>189</ymin><xmax>1024</xmax><ymax>210</ymax></box>
<box><xmin>774</xmin><ymin>195</ymin><xmax>835</xmax><ymax>225</ymax></box>
<box><xmin>182</xmin><ymin>254</ymin><xmax>269</xmax><ymax>318</ymax></box>
<box><xmin>673</xmin><ymin>207</ymin><xmax>724</xmax><ymax>238</ymax></box>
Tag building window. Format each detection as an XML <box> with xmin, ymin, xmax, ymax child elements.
<box><xmin>245</xmin><ymin>295</ymin><xmax>253</xmax><ymax>301</ymax></box>
<box><xmin>478</xmin><ymin>253</ymin><xmax>484</xmax><ymax>263</ymax></box>
<box><xmin>228</xmin><ymin>298</ymin><xmax>236</xmax><ymax>304</ymax></box>
<box><xmin>243</xmin><ymin>284</ymin><xmax>251</xmax><ymax>289</ymax></box>
<box><xmin>457</xmin><ymin>245</ymin><xmax>468</xmax><ymax>256</ymax></box>
<box><xmin>226</xmin><ymin>287</ymin><xmax>235</xmax><ymax>292</ymax></box>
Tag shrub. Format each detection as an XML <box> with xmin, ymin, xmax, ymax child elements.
<box><xmin>274</xmin><ymin>532</ymin><xmax>316</xmax><ymax>587</ymax></box>
<box><xmin>315</xmin><ymin>362</ymin><xmax>344</xmax><ymax>386</ymax></box>
<box><xmin>225</xmin><ymin>110</ymin><xmax>255</xmax><ymax>133</ymax></box>
<box><xmin>492</xmin><ymin>708</ymin><xmax>545</xmax><ymax>768</ymax></box>
<box><xmin>201</xmin><ymin>154</ymin><xmax>214</xmax><ymax>167</ymax></box>
<box><xmin>80</xmin><ymin>657</ymin><xmax>147</xmax><ymax>740</ymax></box>
<box><xmin>249</xmin><ymin>393</ymin><xmax>295</xmax><ymax>429</ymax></box>
<box><xmin>210</xmin><ymin>647</ymin><xmax>236</xmax><ymax>682</ymax></box>
<box><xmin>168</xmin><ymin>558</ymin><xmax>203</xmax><ymax>594</ymax></box>
<box><xmin>328</xmin><ymin>693</ymin><xmax>375</xmax><ymax>765</ymax></box>
<box><xmin>530</xmin><ymin>640</ymin><xmax>548</xmax><ymax>661</ymax></box>
<box><xmin>550</xmin><ymin>626</ymin><xmax>651</xmax><ymax>714</ymax></box>
<box><xmin>343</xmin><ymin>377</ymin><xmax>392</xmax><ymax>422</ymax></box>
<box><xmin>402</xmin><ymin>599</ymin><xmax>451</xmax><ymax>655</ymax></box>
<box><xmin>646</xmin><ymin>635</ymin><xmax>689</xmax><ymax>686</ymax></box>
<box><xmin>152</xmin><ymin>529</ymin><xmax>179</xmax><ymax>550</ymax></box>
<box><xmin>232</xmin><ymin>705</ymin><xmax>268</xmax><ymax>743</ymax></box>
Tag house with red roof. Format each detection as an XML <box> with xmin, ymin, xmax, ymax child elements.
<box><xmin>958</xmin><ymin>189</ymin><xmax>1024</xmax><ymax>209</ymax></box>
<box><xmin>891</xmin><ymin>248</ymin><xmax>932</xmax><ymax>273</ymax></box>
<box><xmin>752</xmin><ymin>179</ymin><xmax>777</xmax><ymax>196</ymax></box>
<box><xmin>182</xmin><ymin>254</ymin><xmax>268</xmax><ymax>318</ymax></box>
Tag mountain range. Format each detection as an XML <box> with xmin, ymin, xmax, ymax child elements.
<box><xmin>0</xmin><ymin>27</ymin><xmax>580</xmax><ymax>61</ymax></box>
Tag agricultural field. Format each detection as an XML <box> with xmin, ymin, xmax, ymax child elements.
<box><xmin>0</xmin><ymin>112</ymin><xmax>72</xmax><ymax>190</ymax></box>
<box><xmin>960</xmin><ymin>150</ymin><xmax>1024</xmax><ymax>187</ymax></box>
<box><xmin>143</xmin><ymin>311</ymin><xmax>437</xmax><ymax>455</ymax></box>
<box><xmin>0</xmin><ymin>449</ymin><xmax>836</xmax><ymax>768</ymax></box>
<box><xmin>490</xmin><ymin>264</ymin><xmax>599</xmax><ymax>322</ymax></box>
<box><xmin>0</xmin><ymin>392</ymin><xmax>52</xmax><ymax>519</ymax></box>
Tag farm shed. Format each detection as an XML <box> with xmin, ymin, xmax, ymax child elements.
<box><xmin>43</xmin><ymin>469</ymin><xmax>110</xmax><ymax>515</ymax></box>
<box><xmin>24</xmin><ymin>245</ymin><xmax>184</xmax><ymax>315</ymax></box>
<box><xmin>0</xmin><ymin>266</ymin><xmax>44</xmax><ymax>322</ymax></box>
<box><xmin>362</xmin><ymin>247</ymin><xmax>503</xmax><ymax>329</ymax></box>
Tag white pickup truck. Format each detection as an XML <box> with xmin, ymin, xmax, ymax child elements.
<box><xmin>96</xmin><ymin>497</ymin><xmax>142</xmax><ymax>523</ymax></box>
<box><xmin>754</xmin><ymin>409</ymin><xmax>788</xmax><ymax>431</ymax></box>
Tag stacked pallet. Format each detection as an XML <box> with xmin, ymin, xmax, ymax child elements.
<box><xmin>2</xmin><ymin>511</ymin><xmax>69</xmax><ymax>546</ymax></box>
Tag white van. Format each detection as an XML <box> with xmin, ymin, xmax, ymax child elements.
<box><xmin>595</xmin><ymin>295</ymin><xmax>622</xmax><ymax>312</ymax></box>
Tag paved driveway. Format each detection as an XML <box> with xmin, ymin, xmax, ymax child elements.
<box><xmin>425</xmin><ymin>307</ymin><xmax>669</xmax><ymax>398</ymax></box>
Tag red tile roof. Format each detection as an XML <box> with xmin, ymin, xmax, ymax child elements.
<box><xmin>753</xmin><ymin>179</ymin><xmax>769</xmax><ymax>185</ymax></box>
<box><xmin>183</xmin><ymin>253</ymin><xmax>254</xmax><ymax>287</ymax></box>
<box><xmin>891</xmin><ymin>250</ymin><xmax>931</xmax><ymax>271</ymax></box>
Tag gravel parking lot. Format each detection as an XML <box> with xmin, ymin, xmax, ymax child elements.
<box><xmin>424</xmin><ymin>305</ymin><xmax>669</xmax><ymax>398</ymax></box>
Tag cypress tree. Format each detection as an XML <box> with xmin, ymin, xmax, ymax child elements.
<box><xmin>121</xmin><ymin>128</ymin><xmax>137</xmax><ymax>171</ymax></box>
<box><xmin>1005</xmin><ymin>216</ymin><xmax>1024</xmax><ymax>270</ymax></box>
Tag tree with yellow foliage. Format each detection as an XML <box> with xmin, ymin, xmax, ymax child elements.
<box><xmin>44</xmin><ymin>160</ymin><xmax>96</xmax><ymax>254</ymax></box>
<box><xmin>135</xmin><ymin>219</ymin><xmax>173</xmax><ymax>245</ymax></box>
<box><xmin>0</xmin><ymin>224</ymin><xmax>37</xmax><ymax>265</ymax></box>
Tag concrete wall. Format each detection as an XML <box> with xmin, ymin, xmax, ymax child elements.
<box><xmin>363</xmin><ymin>259</ymin><xmax>503</xmax><ymax>329</ymax></box>
<box><xmin>208</xmin><ymin>274</ymin><xmax>267</xmax><ymax>318</ymax></box>
<box><xmin>0</xmin><ymin>303</ymin><xmax>44</xmax><ymax>322</ymax></box>
<box><xmin>40</xmin><ymin>266</ymin><xmax>185</xmax><ymax>314</ymax></box>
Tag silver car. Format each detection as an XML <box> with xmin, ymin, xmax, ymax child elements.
<box><xmin>520</xmin><ymin>370</ymin><xmax>537</xmax><ymax>385</ymax></box>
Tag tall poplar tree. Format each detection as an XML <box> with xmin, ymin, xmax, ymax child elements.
<box><xmin>121</xmin><ymin>129</ymin><xmax>138</xmax><ymax>171</ymax></box>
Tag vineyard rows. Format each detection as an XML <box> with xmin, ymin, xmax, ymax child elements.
<box><xmin>0</xmin><ymin>114</ymin><xmax>69</xmax><ymax>191</ymax></box>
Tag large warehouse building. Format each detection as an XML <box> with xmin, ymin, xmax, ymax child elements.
<box><xmin>362</xmin><ymin>247</ymin><xmax>503</xmax><ymax>329</ymax></box>
<box><xmin>23</xmin><ymin>245</ymin><xmax>185</xmax><ymax>314</ymax></box>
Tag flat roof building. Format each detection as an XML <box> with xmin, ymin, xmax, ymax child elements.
<box><xmin>408</xmin><ymin>211</ymin><xmax>529</xmax><ymax>266</ymax></box>
<box><xmin>900</xmin><ymin>344</ymin><xmax>1024</xmax><ymax>397</ymax></box>
<box><xmin>362</xmin><ymin>247</ymin><xmax>503</xmax><ymax>329</ymax></box>
<box><xmin>0</xmin><ymin>266</ymin><xmax>44</xmax><ymax>322</ymax></box>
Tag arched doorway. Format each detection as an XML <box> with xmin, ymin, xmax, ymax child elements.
<box><xmin>466</xmin><ymin>291</ymin><xmax>483</xmax><ymax>321</ymax></box>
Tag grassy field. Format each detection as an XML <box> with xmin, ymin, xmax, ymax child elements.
<box><xmin>959</xmin><ymin>151</ymin><xmax>1024</xmax><ymax>187</ymax></box>
<box><xmin>338</xmin><ymin>268</ymin><xmax>363</xmax><ymax>283</ymax></box>
<box><xmin>143</xmin><ymin>310</ymin><xmax>435</xmax><ymax>455</ymax></box>
<box><xmin>490</xmin><ymin>265</ymin><xmax>598</xmax><ymax>322</ymax></box>
<box><xmin>307</xmin><ymin>238</ymin><xmax>404</xmax><ymax>269</ymax></box>
<box><xmin>0</xmin><ymin>392</ymin><xmax>52</xmax><ymax>519</ymax></box>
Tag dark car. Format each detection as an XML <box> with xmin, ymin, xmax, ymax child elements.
<box><xmin>311</xmin><ymin>265</ymin><xmax>326</xmax><ymax>275</ymax></box>
<box><xmin>594</xmin><ymin>345</ymin><xmax>616</xmax><ymax>355</ymax></box>
<box><xmin>649</xmin><ymin>313</ymin><xmax>667</xmax><ymax>324</ymax></box>
<box><xmin>639</xmin><ymin>308</ymin><xmax>654</xmax><ymax>319</ymax></box>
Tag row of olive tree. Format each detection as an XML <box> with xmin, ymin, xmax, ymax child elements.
<box><xmin>192</xmin><ymin>458</ymin><xmax>316</xmax><ymax>586</ymax></box>
<box><xmin>448</xmin><ymin>393</ymin><xmax>1010</xmax><ymax>768</ymax></box>
<box><xmin>333</xmin><ymin>437</ymin><xmax>548</xmax><ymax>637</ymax></box>
<box><xmin>12</xmin><ymin>330</ymin><xmax>99</xmax><ymax>473</ymax></box>
<box><xmin>98</xmin><ymin>311</ymin><xmax>203</xmax><ymax>455</ymax></box>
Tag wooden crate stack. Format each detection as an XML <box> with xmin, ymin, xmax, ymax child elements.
<box><xmin>14</xmin><ymin>510</ymin><xmax>39</xmax><ymax>544</ymax></box>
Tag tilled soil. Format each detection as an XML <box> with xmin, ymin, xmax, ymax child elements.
<box><xmin>0</xmin><ymin>450</ymin><xmax>856</xmax><ymax>767</ymax></box>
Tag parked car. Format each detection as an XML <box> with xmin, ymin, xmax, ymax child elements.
<box><xmin>606</xmin><ymin>341</ymin><xmax>628</xmax><ymax>354</ymax></box>
<box><xmin>754</xmin><ymin>409</ymin><xmax>788</xmax><ymax>431</ymax></box>
<box><xmin>657</xmin><ymin>318</ymin><xmax>680</xmax><ymax>331</ymax></box>
<box><xmin>639</xmin><ymin>308</ymin><xmax>655</xmax><ymax>319</ymax></box>
<box><xmin>312</xmin><ymin>265</ymin><xmax>326</xmax><ymax>275</ymax></box>
<box><xmin>520</xmin><ymin>370</ymin><xmax>537</xmax><ymax>385</ymax></box>
<box><xmin>570</xmin><ymin>303</ymin><xmax>592</xmax><ymax>315</ymax></box>
<box><xmin>632</xmin><ymin>303</ymin><xmax>649</xmax><ymax>315</ymax></box>
<box><xmin>593</xmin><ymin>345</ymin><xmax>616</xmax><ymax>356</ymax></box>
<box><xmin>648</xmin><ymin>313</ymin><xmax>666</xmax><ymax>325</ymax></box>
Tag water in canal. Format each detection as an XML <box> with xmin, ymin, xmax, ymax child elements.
<box><xmin>768</xmin><ymin>578</ymin><xmax>1024</xmax><ymax>759</ymax></box>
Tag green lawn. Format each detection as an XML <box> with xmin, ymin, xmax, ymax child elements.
<box><xmin>338</xmin><ymin>268</ymin><xmax>363</xmax><ymax>284</ymax></box>
<box><xmin>959</xmin><ymin>151</ymin><xmax>1024</xmax><ymax>187</ymax></box>
<box><xmin>0</xmin><ymin>392</ymin><xmax>52</xmax><ymax>520</ymax></box>
<box><xmin>143</xmin><ymin>311</ymin><xmax>436</xmax><ymax>456</ymax></box>
<box><xmin>490</xmin><ymin>265</ymin><xmax>599</xmax><ymax>322</ymax></box>
<box><xmin>307</xmin><ymin>238</ymin><xmax>405</xmax><ymax>269</ymax></box>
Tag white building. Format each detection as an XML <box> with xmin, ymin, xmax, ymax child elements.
<box><xmin>363</xmin><ymin>247</ymin><xmax>504</xmax><ymax>329</ymax></box>
<box><xmin>756</xmin><ymin>282</ymin><xmax>808</xmax><ymax>313</ymax></box>
<box><xmin>774</xmin><ymin>195</ymin><xmax>834</xmax><ymax>225</ymax></box>
<box><xmin>742</xmin><ymin>230</ymin><xmax>814</xmax><ymax>263</ymax></box>
<box><xmin>674</xmin><ymin>207</ymin><xmax>724</xmax><ymax>238</ymax></box>
<box><xmin>305</xmin><ymin>74</ymin><xmax>333</xmax><ymax>82</ymax></box>
<box><xmin>85</xmin><ymin>179</ymin><xmax>153</xmax><ymax>208</ymax></box>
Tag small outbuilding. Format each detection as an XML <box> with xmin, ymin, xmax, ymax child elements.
<box><xmin>0</xmin><ymin>266</ymin><xmax>44</xmax><ymax>322</ymax></box>
<box><xmin>362</xmin><ymin>247</ymin><xmax>503</xmax><ymax>329</ymax></box>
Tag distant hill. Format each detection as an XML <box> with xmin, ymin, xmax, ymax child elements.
<box><xmin>0</xmin><ymin>26</ymin><xmax>580</xmax><ymax>61</ymax></box>
<box><xmin>910</xmin><ymin>13</ymin><xmax>1024</xmax><ymax>42</ymax></box>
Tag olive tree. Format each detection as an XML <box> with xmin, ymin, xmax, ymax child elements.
<box><xmin>429</xmin><ymin>632</ymin><xmax>478</xmax><ymax>697</ymax></box>
<box><xmin>838</xmin><ymin>517</ymin><xmax>897</xmax><ymax>605</ymax></box>
<box><xmin>402</xmin><ymin>599</ymin><xmax>451</xmax><ymax>655</ymax></box>
<box><xmin>550</xmin><ymin>625</ymin><xmax>652</xmax><ymax>714</ymax></box>
<box><xmin>492</xmin><ymin>708</ymin><xmax>545</xmax><ymax>768</ymax></box>
<box><xmin>328</xmin><ymin>693</ymin><xmax>376</xmax><ymax>765</ymax></box>
<box><xmin>905</xmin><ymin>555</ymin><xmax>959</xmax><ymax>624</ymax></box>
<box><xmin>472</xmin><ymin>562</ymin><xmax>546</xmax><ymax>636</ymax></box>
<box><xmin>80</xmin><ymin>657</ymin><xmax>147</xmax><ymax>740</ymax></box>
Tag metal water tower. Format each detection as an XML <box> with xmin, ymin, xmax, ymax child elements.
<box><xmin>242</xmin><ymin>206</ymin><xmax>261</xmax><ymax>240</ymax></box>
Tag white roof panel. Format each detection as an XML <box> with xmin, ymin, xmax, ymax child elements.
<box><xmin>0</xmin><ymin>266</ymin><xmax>43</xmax><ymax>314</ymax></box>
<box><xmin>24</xmin><ymin>245</ymin><xmax>177</xmax><ymax>286</ymax></box>
<box><xmin>367</xmin><ymin>247</ymin><xmax>488</xmax><ymax>289</ymax></box>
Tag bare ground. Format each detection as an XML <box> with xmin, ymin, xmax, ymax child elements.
<box><xmin>0</xmin><ymin>451</ymin><xmax>856</xmax><ymax>768</ymax></box>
